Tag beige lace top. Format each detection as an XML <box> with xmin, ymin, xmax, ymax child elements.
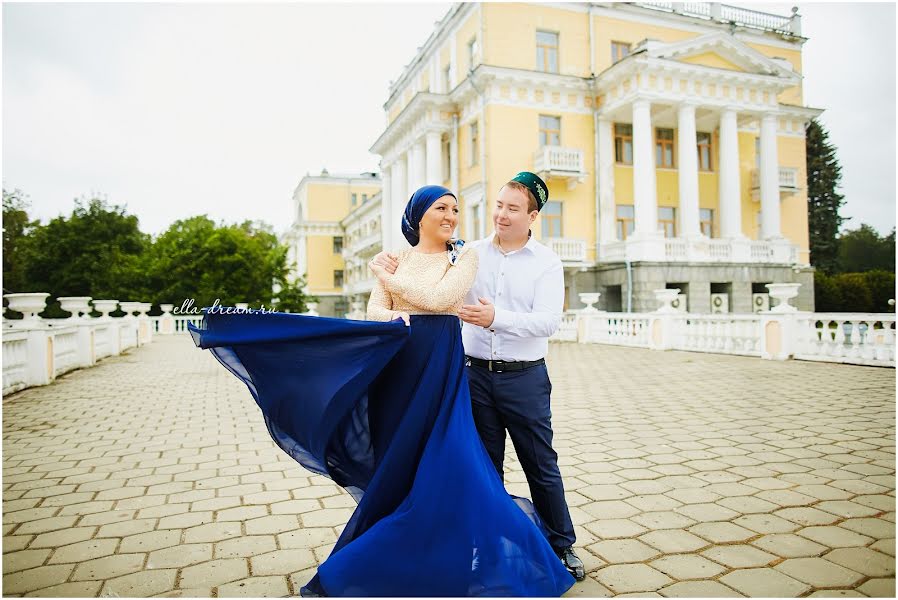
<box><xmin>366</xmin><ymin>247</ymin><xmax>479</xmax><ymax>321</ymax></box>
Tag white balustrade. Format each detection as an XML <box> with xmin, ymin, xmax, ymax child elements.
<box><xmin>533</xmin><ymin>146</ymin><xmax>584</xmax><ymax>174</ymax></box>
<box><xmin>581</xmin><ymin>313</ymin><xmax>651</xmax><ymax>347</ymax></box>
<box><xmin>675</xmin><ymin>315</ymin><xmax>762</xmax><ymax>356</ymax></box>
<box><xmin>2</xmin><ymin>331</ymin><xmax>29</xmax><ymax>394</ymax></box>
<box><xmin>794</xmin><ymin>314</ymin><xmax>896</xmax><ymax>367</ymax></box>
<box><xmin>546</xmin><ymin>238</ymin><xmax>587</xmax><ymax>262</ymax></box>
<box><xmin>550</xmin><ymin>311</ymin><xmax>579</xmax><ymax>342</ymax></box>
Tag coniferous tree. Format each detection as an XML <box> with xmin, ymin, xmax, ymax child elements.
<box><xmin>805</xmin><ymin>118</ymin><xmax>845</xmax><ymax>274</ymax></box>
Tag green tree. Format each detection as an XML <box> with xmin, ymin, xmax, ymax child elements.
<box><xmin>864</xmin><ymin>270</ymin><xmax>896</xmax><ymax>313</ymax></box>
<box><xmin>145</xmin><ymin>216</ymin><xmax>311</xmax><ymax>310</ymax></box>
<box><xmin>837</xmin><ymin>225</ymin><xmax>896</xmax><ymax>273</ymax></box>
<box><xmin>833</xmin><ymin>273</ymin><xmax>873</xmax><ymax>313</ymax></box>
<box><xmin>2</xmin><ymin>187</ymin><xmax>39</xmax><ymax>294</ymax></box>
<box><xmin>813</xmin><ymin>271</ymin><xmax>843</xmax><ymax>313</ymax></box>
<box><xmin>23</xmin><ymin>196</ymin><xmax>151</xmax><ymax>316</ymax></box>
<box><xmin>805</xmin><ymin>119</ymin><xmax>846</xmax><ymax>274</ymax></box>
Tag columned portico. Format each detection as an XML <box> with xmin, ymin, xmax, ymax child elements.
<box><xmin>718</xmin><ymin>107</ymin><xmax>743</xmax><ymax>239</ymax></box>
<box><xmin>759</xmin><ymin>112</ymin><xmax>782</xmax><ymax>239</ymax></box>
<box><xmin>676</xmin><ymin>102</ymin><xmax>701</xmax><ymax>239</ymax></box>
<box><xmin>632</xmin><ymin>99</ymin><xmax>658</xmax><ymax>237</ymax></box>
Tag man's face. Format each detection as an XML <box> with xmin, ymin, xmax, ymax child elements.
<box><xmin>493</xmin><ymin>185</ymin><xmax>537</xmax><ymax>242</ymax></box>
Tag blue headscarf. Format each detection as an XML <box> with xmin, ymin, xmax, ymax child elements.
<box><xmin>401</xmin><ymin>185</ymin><xmax>457</xmax><ymax>246</ymax></box>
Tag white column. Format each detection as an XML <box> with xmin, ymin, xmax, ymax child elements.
<box><xmin>391</xmin><ymin>156</ymin><xmax>408</xmax><ymax>251</ymax></box>
<box><xmin>759</xmin><ymin>113</ymin><xmax>782</xmax><ymax>239</ymax></box>
<box><xmin>407</xmin><ymin>140</ymin><xmax>425</xmax><ymax>194</ymax></box>
<box><xmin>425</xmin><ymin>131</ymin><xmax>442</xmax><ymax>185</ymax></box>
<box><xmin>718</xmin><ymin>107</ymin><xmax>743</xmax><ymax>238</ymax></box>
<box><xmin>676</xmin><ymin>102</ymin><xmax>701</xmax><ymax>238</ymax></box>
<box><xmin>632</xmin><ymin>99</ymin><xmax>658</xmax><ymax>236</ymax></box>
<box><xmin>415</xmin><ymin>139</ymin><xmax>427</xmax><ymax>189</ymax></box>
<box><xmin>380</xmin><ymin>164</ymin><xmax>392</xmax><ymax>251</ymax></box>
<box><xmin>597</xmin><ymin>116</ymin><xmax>617</xmax><ymax>243</ymax></box>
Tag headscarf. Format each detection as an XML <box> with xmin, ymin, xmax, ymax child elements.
<box><xmin>401</xmin><ymin>185</ymin><xmax>457</xmax><ymax>246</ymax></box>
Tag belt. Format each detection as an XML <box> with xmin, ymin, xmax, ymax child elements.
<box><xmin>465</xmin><ymin>356</ymin><xmax>545</xmax><ymax>373</ymax></box>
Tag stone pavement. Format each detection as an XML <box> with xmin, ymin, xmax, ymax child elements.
<box><xmin>3</xmin><ymin>335</ymin><xmax>895</xmax><ymax>598</ymax></box>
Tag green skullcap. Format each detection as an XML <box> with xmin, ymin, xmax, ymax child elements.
<box><xmin>510</xmin><ymin>171</ymin><xmax>549</xmax><ymax>211</ymax></box>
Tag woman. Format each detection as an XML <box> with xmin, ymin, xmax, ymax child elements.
<box><xmin>188</xmin><ymin>185</ymin><xmax>574</xmax><ymax>597</ymax></box>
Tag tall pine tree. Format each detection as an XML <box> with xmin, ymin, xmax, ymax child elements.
<box><xmin>805</xmin><ymin>118</ymin><xmax>845</xmax><ymax>274</ymax></box>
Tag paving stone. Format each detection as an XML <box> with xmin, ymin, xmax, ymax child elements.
<box><xmin>797</xmin><ymin>526</ymin><xmax>874</xmax><ymax>548</ymax></box>
<box><xmin>584</xmin><ymin>519</ymin><xmax>647</xmax><ymax>539</ymax></box>
<box><xmin>13</xmin><ymin>516</ymin><xmax>78</xmax><ymax>535</ymax></box>
<box><xmin>649</xmin><ymin>554</ymin><xmax>726</xmax><ymax>579</ymax></box>
<box><xmin>183</xmin><ymin>522</ymin><xmax>243</xmax><ymax>544</ymax></box>
<box><xmin>701</xmin><ymin>544</ymin><xmax>777</xmax><ymax>568</ymax></box>
<box><xmin>270</xmin><ymin>499</ymin><xmax>327</xmax><ymax>515</ymax></box>
<box><xmin>688</xmin><ymin>522</ymin><xmax>756</xmax><ymax>543</ymax></box>
<box><xmin>2</xmin><ymin>564</ymin><xmax>75</xmax><ymax>594</ymax></box>
<box><xmin>674</xmin><ymin>503</ymin><xmax>739</xmax><ymax>522</ymax></box>
<box><xmin>734</xmin><ymin>513</ymin><xmax>800</xmax><ymax>534</ymax></box>
<box><xmin>805</xmin><ymin>590</ymin><xmax>866</xmax><ymax>597</ymax></box>
<box><xmin>581</xmin><ymin>501</ymin><xmax>640</xmax><ymax>519</ymax></box>
<box><xmin>101</xmin><ymin>569</ymin><xmax>177</xmax><ymax>597</ymax></box>
<box><xmin>96</xmin><ymin>517</ymin><xmax>157</xmax><ymax>538</ymax></box>
<box><xmin>28</xmin><ymin>527</ymin><xmax>95</xmax><ymax>549</ymax></box>
<box><xmin>146</xmin><ymin>544</ymin><xmax>212</xmax><ymax>569</ymax></box>
<box><xmin>638</xmin><ymin>529</ymin><xmax>710</xmax><ymax>553</ymax></box>
<box><xmin>751</xmin><ymin>533</ymin><xmax>828</xmax><ymax>558</ymax></box>
<box><xmin>631</xmin><ymin>511</ymin><xmax>696</xmax><ymax>530</ymax></box>
<box><xmin>823</xmin><ymin>547</ymin><xmax>895</xmax><ymax>577</ymax></box>
<box><xmin>48</xmin><ymin>538</ymin><xmax>118</xmax><ymax>564</ymax></box>
<box><xmin>214</xmin><ymin>536</ymin><xmax>278</xmax><ymax>559</ymax></box>
<box><xmin>250</xmin><ymin>549</ymin><xmax>316</xmax><ymax>575</ymax></box>
<box><xmin>870</xmin><ymin>538</ymin><xmax>895</xmax><ymax>557</ymax></box>
<box><xmin>775</xmin><ymin>507</ymin><xmax>842</xmax><ymax>526</ymax></box>
<box><xmin>71</xmin><ymin>553</ymin><xmax>145</xmax><ymax>581</ymax></box>
<box><xmin>278</xmin><ymin>528</ymin><xmax>338</xmax><ymax>550</ymax></box>
<box><xmin>717</xmin><ymin>496</ymin><xmax>780</xmax><ymax>513</ymax></box>
<box><xmin>658</xmin><ymin>580</ymin><xmax>743</xmax><ymax>597</ymax></box>
<box><xmin>217</xmin><ymin>576</ymin><xmax>290</xmax><ymax>597</ymax></box>
<box><xmin>2</xmin><ymin>535</ymin><xmax>34</xmax><ymax>553</ymax></box>
<box><xmin>561</xmin><ymin>575</ymin><xmax>613</xmax><ymax>597</ymax></box>
<box><xmin>298</xmin><ymin>509</ymin><xmax>352</xmax><ymax>529</ymax></box>
<box><xmin>813</xmin><ymin>500</ymin><xmax>882</xmax><ymax>518</ymax></box>
<box><xmin>587</xmin><ymin>539</ymin><xmax>660</xmax><ymax>563</ymax></box>
<box><xmin>178</xmin><ymin>558</ymin><xmax>248</xmax><ymax>588</ymax></box>
<box><xmin>857</xmin><ymin>577</ymin><xmax>896</xmax><ymax>597</ymax></box>
<box><xmin>216</xmin><ymin>506</ymin><xmax>268</xmax><ymax>522</ymax></box>
<box><xmin>720</xmin><ymin>567</ymin><xmax>811</xmax><ymax>597</ymax></box>
<box><xmin>21</xmin><ymin>581</ymin><xmax>101</xmax><ymax>597</ymax></box>
<box><xmin>120</xmin><ymin>530</ymin><xmax>182</xmax><ymax>553</ymax></box>
<box><xmin>594</xmin><ymin>564</ymin><xmax>673</xmax><ymax>594</ymax></box>
<box><xmin>3</xmin><ymin>549</ymin><xmax>51</xmax><ymax>574</ymax></box>
<box><xmin>157</xmin><ymin>511</ymin><xmax>214</xmax><ymax>529</ymax></box>
<box><xmin>775</xmin><ymin>557</ymin><xmax>864</xmax><ymax>587</ymax></box>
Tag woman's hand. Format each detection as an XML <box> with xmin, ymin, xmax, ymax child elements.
<box><xmin>369</xmin><ymin>260</ymin><xmax>392</xmax><ymax>283</ymax></box>
<box><xmin>390</xmin><ymin>311</ymin><xmax>411</xmax><ymax>326</ymax></box>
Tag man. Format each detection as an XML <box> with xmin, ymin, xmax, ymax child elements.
<box><xmin>370</xmin><ymin>172</ymin><xmax>584</xmax><ymax>581</ymax></box>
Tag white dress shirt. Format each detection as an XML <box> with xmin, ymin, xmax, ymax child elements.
<box><xmin>462</xmin><ymin>232</ymin><xmax>564</xmax><ymax>361</ymax></box>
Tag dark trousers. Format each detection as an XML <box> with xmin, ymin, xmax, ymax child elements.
<box><xmin>466</xmin><ymin>361</ymin><xmax>576</xmax><ymax>551</ymax></box>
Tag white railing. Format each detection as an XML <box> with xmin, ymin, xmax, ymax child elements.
<box><xmin>546</xmin><ymin>238</ymin><xmax>587</xmax><ymax>262</ymax></box>
<box><xmin>794</xmin><ymin>314</ymin><xmax>896</xmax><ymax>367</ymax></box>
<box><xmin>708</xmin><ymin>239</ymin><xmax>732</xmax><ymax>260</ymax></box>
<box><xmin>94</xmin><ymin>323</ymin><xmax>115</xmax><ymax>360</ymax></box>
<box><xmin>634</xmin><ymin>3</ymin><xmax>799</xmax><ymax>35</ymax></box>
<box><xmin>52</xmin><ymin>326</ymin><xmax>80</xmax><ymax>376</ymax></box>
<box><xmin>3</xmin><ymin>331</ymin><xmax>29</xmax><ymax>394</ymax></box>
<box><xmin>676</xmin><ymin>314</ymin><xmax>762</xmax><ymax>357</ymax></box>
<box><xmin>600</xmin><ymin>237</ymin><xmax>800</xmax><ymax>264</ymax></box>
<box><xmin>751</xmin><ymin>167</ymin><xmax>800</xmax><ymax>191</ymax></box>
<box><xmin>665</xmin><ymin>238</ymin><xmax>687</xmax><ymax>260</ymax></box>
<box><xmin>582</xmin><ymin>313</ymin><xmax>652</xmax><ymax>348</ymax></box>
<box><xmin>533</xmin><ymin>146</ymin><xmax>584</xmax><ymax>174</ymax></box>
<box><xmin>550</xmin><ymin>311</ymin><xmax>579</xmax><ymax>342</ymax></box>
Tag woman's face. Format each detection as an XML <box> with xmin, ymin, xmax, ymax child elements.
<box><xmin>418</xmin><ymin>195</ymin><xmax>459</xmax><ymax>244</ymax></box>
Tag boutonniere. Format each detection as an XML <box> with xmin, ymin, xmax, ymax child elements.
<box><xmin>446</xmin><ymin>238</ymin><xmax>467</xmax><ymax>266</ymax></box>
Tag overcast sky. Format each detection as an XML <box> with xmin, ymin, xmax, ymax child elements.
<box><xmin>3</xmin><ymin>1</ymin><xmax>895</xmax><ymax>237</ymax></box>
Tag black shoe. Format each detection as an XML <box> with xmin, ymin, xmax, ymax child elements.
<box><xmin>557</xmin><ymin>546</ymin><xmax>585</xmax><ymax>581</ymax></box>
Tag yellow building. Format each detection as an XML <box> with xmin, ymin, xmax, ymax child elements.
<box><xmin>285</xmin><ymin>170</ymin><xmax>381</xmax><ymax>316</ymax></box>
<box><xmin>369</xmin><ymin>2</ymin><xmax>822</xmax><ymax>313</ymax></box>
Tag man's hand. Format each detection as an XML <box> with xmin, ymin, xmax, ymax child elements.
<box><xmin>459</xmin><ymin>298</ymin><xmax>495</xmax><ymax>328</ymax></box>
<box><xmin>369</xmin><ymin>251</ymin><xmax>399</xmax><ymax>275</ymax></box>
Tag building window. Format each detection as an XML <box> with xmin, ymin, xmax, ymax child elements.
<box><xmin>469</xmin><ymin>122</ymin><xmax>479</xmax><ymax>166</ymax></box>
<box><xmin>468</xmin><ymin>37</ymin><xmax>478</xmax><ymax>71</ymax></box>
<box><xmin>539</xmin><ymin>115</ymin><xmax>561</xmax><ymax>146</ymax></box>
<box><xmin>656</xmin><ymin>128</ymin><xmax>675</xmax><ymax>168</ymax></box>
<box><xmin>542</xmin><ymin>201</ymin><xmax>563</xmax><ymax>238</ymax></box>
<box><xmin>536</xmin><ymin>31</ymin><xmax>559</xmax><ymax>73</ymax></box>
<box><xmin>697</xmin><ymin>132</ymin><xmax>713</xmax><ymax>171</ymax></box>
<box><xmin>442</xmin><ymin>137</ymin><xmax>450</xmax><ymax>181</ymax></box>
<box><xmin>614</xmin><ymin>123</ymin><xmax>633</xmax><ymax>164</ymax></box>
<box><xmin>469</xmin><ymin>202</ymin><xmax>482</xmax><ymax>240</ymax></box>
<box><xmin>351</xmin><ymin>193</ymin><xmax>357</xmax><ymax>206</ymax></box>
<box><xmin>333</xmin><ymin>236</ymin><xmax>343</xmax><ymax>254</ymax></box>
<box><xmin>334</xmin><ymin>269</ymin><xmax>344</xmax><ymax>288</ymax></box>
<box><xmin>616</xmin><ymin>204</ymin><xmax>635</xmax><ymax>240</ymax></box>
<box><xmin>659</xmin><ymin>206</ymin><xmax>677</xmax><ymax>238</ymax></box>
<box><xmin>362</xmin><ymin>193</ymin><xmax>368</xmax><ymax>203</ymax></box>
<box><xmin>612</xmin><ymin>41</ymin><xmax>631</xmax><ymax>63</ymax></box>
<box><xmin>700</xmin><ymin>208</ymin><xmax>714</xmax><ymax>238</ymax></box>
<box><xmin>443</xmin><ymin>64</ymin><xmax>451</xmax><ymax>93</ymax></box>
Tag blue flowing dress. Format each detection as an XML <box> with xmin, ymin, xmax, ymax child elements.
<box><xmin>188</xmin><ymin>309</ymin><xmax>574</xmax><ymax>597</ymax></box>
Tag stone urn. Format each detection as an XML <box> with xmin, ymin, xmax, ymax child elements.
<box><xmin>92</xmin><ymin>300</ymin><xmax>119</xmax><ymax>318</ymax></box>
<box><xmin>766</xmin><ymin>283</ymin><xmax>801</xmax><ymax>313</ymax></box>
<box><xmin>306</xmin><ymin>302</ymin><xmax>319</xmax><ymax>317</ymax></box>
<box><xmin>119</xmin><ymin>301</ymin><xmax>142</xmax><ymax>317</ymax></box>
<box><xmin>578</xmin><ymin>292</ymin><xmax>601</xmax><ymax>313</ymax></box>
<box><xmin>653</xmin><ymin>288</ymin><xmax>681</xmax><ymax>314</ymax></box>
<box><xmin>4</xmin><ymin>292</ymin><xmax>51</xmax><ymax>321</ymax></box>
<box><xmin>159</xmin><ymin>303</ymin><xmax>175</xmax><ymax>314</ymax></box>
<box><xmin>58</xmin><ymin>296</ymin><xmax>93</xmax><ymax>319</ymax></box>
<box><xmin>136</xmin><ymin>302</ymin><xmax>152</xmax><ymax>317</ymax></box>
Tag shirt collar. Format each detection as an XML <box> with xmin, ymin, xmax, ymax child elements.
<box><xmin>489</xmin><ymin>230</ymin><xmax>536</xmax><ymax>255</ymax></box>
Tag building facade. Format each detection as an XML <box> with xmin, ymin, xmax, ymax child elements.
<box><xmin>366</xmin><ymin>1</ymin><xmax>821</xmax><ymax>313</ymax></box>
<box><xmin>284</xmin><ymin>171</ymin><xmax>381</xmax><ymax>317</ymax></box>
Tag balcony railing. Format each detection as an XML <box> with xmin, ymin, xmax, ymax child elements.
<box><xmin>751</xmin><ymin>167</ymin><xmax>800</xmax><ymax>192</ymax></box>
<box><xmin>533</xmin><ymin>146</ymin><xmax>584</xmax><ymax>174</ymax></box>
<box><xmin>545</xmin><ymin>238</ymin><xmax>587</xmax><ymax>263</ymax></box>
<box><xmin>600</xmin><ymin>237</ymin><xmax>800</xmax><ymax>264</ymax></box>
<box><xmin>633</xmin><ymin>2</ymin><xmax>800</xmax><ymax>35</ymax></box>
